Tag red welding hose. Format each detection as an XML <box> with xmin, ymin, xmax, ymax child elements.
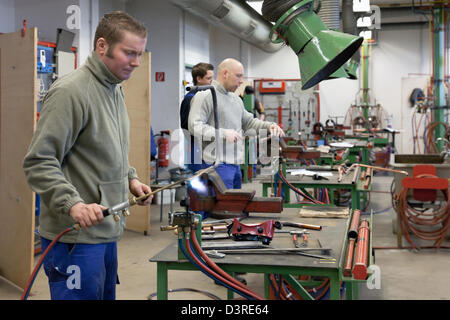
<box><xmin>185</xmin><ymin>236</ymin><xmax>263</xmax><ymax>300</ymax></box>
<box><xmin>21</xmin><ymin>227</ymin><xmax>74</xmax><ymax>300</ymax></box>
<box><xmin>269</xmin><ymin>274</ymin><xmax>330</xmax><ymax>300</ymax></box>
<box><xmin>268</xmin><ymin>275</ymin><xmax>291</xmax><ymax>300</ymax></box>
<box><xmin>189</xmin><ymin>229</ymin><xmax>264</xmax><ymax>300</ymax></box>
<box><xmin>278</xmin><ymin>170</ymin><xmax>325</xmax><ymax>205</ymax></box>
<box><xmin>397</xmin><ymin>174</ymin><xmax>450</xmax><ymax>250</ymax></box>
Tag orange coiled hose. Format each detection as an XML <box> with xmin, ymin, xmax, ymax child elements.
<box><xmin>397</xmin><ymin>174</ymin><xmax>450</xmax><ymax>250</ymax></box>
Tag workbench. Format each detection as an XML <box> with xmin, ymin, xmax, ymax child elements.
<box><xmin>314</xmin><ymin>139</ymin><xmax>370</xmax><ymax>166</ymax></box>
<box><xmin>255</xmin><ymin>167</ymin><xmax>371</xmax><ymax>210</ymax></box>
<box><xmin>150</xmin><ymin>208</ymin><xmax>374</xmax><ymax>300</ymax></box>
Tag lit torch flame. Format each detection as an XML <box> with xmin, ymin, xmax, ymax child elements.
<box><xmin>189</xmin><ymin>176</ymin><xmax>208</xmax><ymax>195</ymax></box>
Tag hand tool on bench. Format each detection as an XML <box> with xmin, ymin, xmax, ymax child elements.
<box><xmin>210</xmin><ymin>248</ymin><xmax>333</xmax><ymax>260</ymax></box>
<box><xmin>280</xmin><ymin>221</ymin><xmax>322</xmax><ymax>231</ymax></box>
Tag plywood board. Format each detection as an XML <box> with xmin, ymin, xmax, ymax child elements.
<box><xmin>0</xmin><ymin>29</ymin><xmax>37</xmax><ymax>289</ymax></box>
<box><xmin>122</xmin><ymin>52</ymin><xmax>151</xmax><ymax>235</ymax></box>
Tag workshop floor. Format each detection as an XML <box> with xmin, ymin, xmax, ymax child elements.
<box><xmin>0</xmin><ymin>174</ymin><xmax>449</xmax><ymax>300</ymax></box>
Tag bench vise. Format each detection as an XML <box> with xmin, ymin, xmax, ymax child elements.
<box><xmin>187</xmin><ymin>169</ymin><xmax>283</xmax><ymax>215</ymax></box>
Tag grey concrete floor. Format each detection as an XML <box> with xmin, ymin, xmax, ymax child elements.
<box><xmin>0</xmin><ymin>174</ymin><xmax>449</xmax><ymax>300</ymax></box>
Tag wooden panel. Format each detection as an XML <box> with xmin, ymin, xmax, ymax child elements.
<box><xmin>0</xmin><ymin>29</ymin><xmax>37</xmax><ymax>289</ymax></box>
<box><xmin>122</xmin><ymin>52</ymin><xmax>151</xmax><ymax>235</ymax></box>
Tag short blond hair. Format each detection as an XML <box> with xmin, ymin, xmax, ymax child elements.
<box><xmin>94</xmin><ymin>11</ymin><xmax>147</xmax><ymax>50</ymax></box>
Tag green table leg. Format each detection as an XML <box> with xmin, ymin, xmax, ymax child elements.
<box><xmin>264</xmin><ymin>274</ymin><xmax>270</xmax><ymax>299</ymax></box>
<box><xmin>362</xmin><ymin>148</ymin><xmax>369</xmax><ymax>165</ymax></box>
<box><xmin>156</xmin><ymin>262</ymin><xmax>168</xmax><ymax>300</ymax></box>
<box><xmin>345</xmin><ymin>282</ymin><xmax>353</xmax><ymax>300</ymax></box>
<box><xmin>345</xmin><ymin>281</ymin><xmax>359</xmax><ymax>300</ymax></box>
<box><xmin>353</xmin><ymin>282</ymin><xmax>359</xmax><ymax>299</ymax></box>
<box><xmin>283</xmin><ymin>274</ymin><xmax>314</xmax><ymax>300</ymax></box>
<box><xmin>263</xmin><ymin>183</ymin><xmax>269</xmax><ymax>197</ymax></box>
<box><xmin>241</xmin><ymin>140</ymin><xmax>249</xmax><ymax>183</ymax></box>
<box><xmin>362</xmin><ymin>190</ymin><xmax>368</xmax><ymax>209</ymax></box>
<box><xmin>282</xmin><ymin>163</ymin><xmax>290</xmax><ymax>203</ymax></box>
<box><xmin>329</xmin><ymin>273</ymin><xmax>341</xmax><ymax>300</ymax></box>
<box><xmin>351</xmin><ymin>188</ymin><xmax>360</xmax><ymax>210</ymax></box>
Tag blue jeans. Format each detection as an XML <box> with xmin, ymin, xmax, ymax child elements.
<box><xmin>213</xmin><ymin>163</ymin><xmax>242</xmax><ymax>189</ymax></box>
<box><xmin>40</xmin><ymin>237</ymin><xmax>118</xmax><ymax>300</ymax></box>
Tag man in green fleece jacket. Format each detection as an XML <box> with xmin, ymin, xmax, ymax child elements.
<box><xmin>23</xmin><ymin>12</ymin><xmax>151</xmax><ymax>300</ymax></box>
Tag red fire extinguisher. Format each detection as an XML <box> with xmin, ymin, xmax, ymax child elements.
<box><xmin>157</xmin><ymin>130</ymin><xmax>170</xmax><ymax>167</ymax></box>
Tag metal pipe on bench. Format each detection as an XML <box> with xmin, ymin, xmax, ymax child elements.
<box><xmin>352</xmin><ymin>219</ymin><xmax>370</xmax><ymax>280</ymax></box>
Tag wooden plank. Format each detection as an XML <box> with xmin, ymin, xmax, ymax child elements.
<box><xmin>0</xmin><ymin>29</ymin><xmax>37</xmax><ymax>289</ymax></box>
<box><xmin>122</xmin><ymin>52</ymin><xmax>151</xmax><ymax>235</ymax></box>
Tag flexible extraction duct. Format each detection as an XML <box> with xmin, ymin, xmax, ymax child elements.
<box><xmin>170</xmin><ymin>0</ymin><xmax>284</xmax><ymax>53</ymax></box>
<box><xmin>318</xmin><ymin>0</ymin><xmax>340</xmax><ymax>31</ymax></box>
<box><xmin>342</xmin><ymin>0</ymin><xmax>357</xmax><ymax>35</ymax></box>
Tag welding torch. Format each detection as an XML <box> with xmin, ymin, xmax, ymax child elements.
<box><xmin>73</xmin><ymin>165</ymin><xmax>218</xmax><ymax>230</ymax></box>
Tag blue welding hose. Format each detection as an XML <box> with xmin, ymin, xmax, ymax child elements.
<box><xmin>178</xmin><ymin>235</ymin><xmax>254</xmax><ymax>300</ymax></box>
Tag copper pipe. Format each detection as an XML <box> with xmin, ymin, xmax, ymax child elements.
<box><xmin>358</xmin><ymin>164</ymin><xmax>408</xmax><ymax>176</ymax></box>
<box><xmin>352</xmin><ymin>220</ymin><xmax>370</xmax><ymax>280</ymax></box>
<box><xmin>344</xmin><ymin>239</ymin><xmax>356</xmax><ymax>277</ymax></box>
<box><xmin>348</xmin><ymin>209</ymin><xmax>361</xmax><ymax>239</ymax></box>
<box><xmin>281</xmin><ymin>221</ymin><xmax>322</xmax><ymax>231</ymax></box>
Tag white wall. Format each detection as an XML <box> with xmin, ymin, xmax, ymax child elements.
<box><xmin>209</xmin><ymin>25</ymin><xmax>242</xmax><ymax>68</ymax></box>
<box><xmin>183</xmin><ymin>11</ymin><xmax>210</xmax><ymax>67</ymax></box>
<box><xmin>125</xmin><ymin>0</ymin><xmax>184</xmax><ymax>167</ymax></box>
<box><xmin>126</xmin><ymin>0</ymin><xmax>182</xmax><ymax>132</ymax></box>
<box><xmin>0</xmin><ymin>0</ymin><xmax>15</xmax><ymax>33</ymax></box>
<box><xmin>14</xmin><ymin>0</ymin><xmax>80</xmax><ymax>44</ymax></box>
<box><xmin>78</xmin><ymin>0</ymin><xmax>99</xmax><ymax>65</ymax></box>
<box><xmin>12</xmin><ymin>0</ymin><xmax>99</xmax><ymax>66</ymax></box>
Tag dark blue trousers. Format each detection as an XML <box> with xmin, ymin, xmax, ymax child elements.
<box><xmin>190</xmin><ymin>163</ymin><xmax>242</xmax><ymax>219</ymax></box>
<box><xmin>214</xmin><ymin>163</ymin><xmax>242</xmax><ymax>189</ymax></box>
<box><xmin>40</xmin><ymin>237</ymin><xmax>118</xmax><ymax>300</ymax></box>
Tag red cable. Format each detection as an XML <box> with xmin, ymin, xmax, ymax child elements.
<box><xmin>278</xmin><ymin>170</ymin><xmax>324</xmax><ymax>205</ymax></box>
<box><xmin>397</xmin><ymin>174</ymin><xmax>450</xmax><ymax>250</ymax></box>
<box><xmin>185</xmin><ymin>236</ymin><xmax>263</xmax><ymax>300</ymax></box>
<box><xmin>190</xmin><ymin>229</ymin><xmax>259</xmax><ymax>295</ymax></box>
<box><xmin>21</xmin><ymin>227</ymin><xmax>73</xmax><ymax>300</ymax></box>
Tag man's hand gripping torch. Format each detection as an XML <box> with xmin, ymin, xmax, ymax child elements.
<box><xmin>73</xmin><ymin>165</ymin><xmax>218</xmax><ymax>230</ymax></box>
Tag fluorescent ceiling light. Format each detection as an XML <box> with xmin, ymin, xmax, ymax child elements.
<box><xmin>246</xmin><ymin>0</ymin><xmax>263</xmax><ymax>15</ymax></box>
<box><xmin>353</xmin><ymin>0</ymin><xmax>371</xmax><ymax>13</ymax></box>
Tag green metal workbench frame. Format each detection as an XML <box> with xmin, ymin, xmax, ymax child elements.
<box><xmin>257</xmin><ymin>163</ymin><xmax>372</xmax><ymax>210</ymax></box>
<box><xmin>150</xmin><ymin>210</ymin><xmax>374</xmax><ymax>300</ymax></box>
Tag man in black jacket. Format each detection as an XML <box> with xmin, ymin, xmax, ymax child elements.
<box><xmin>180</xmin><ymin>62</ymin><xmax>214</xmax><ymax>172</ymax></box>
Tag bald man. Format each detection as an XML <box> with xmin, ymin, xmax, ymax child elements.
<box><xmin>188</xmin><ymin>58</ymin><xmax>284</xmax><ymax>196</ymax></box>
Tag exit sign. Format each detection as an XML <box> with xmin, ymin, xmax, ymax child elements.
<box><xmin>155</xmin><ymin>72</ymin><xmax>165</xmax><ymax>82</ymax></box>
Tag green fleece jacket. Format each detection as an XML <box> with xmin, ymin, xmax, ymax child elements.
<box><xmin>23</xmin><ymin>52</ymin><xmax>138</xmax><ymax>244</ymax></box>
